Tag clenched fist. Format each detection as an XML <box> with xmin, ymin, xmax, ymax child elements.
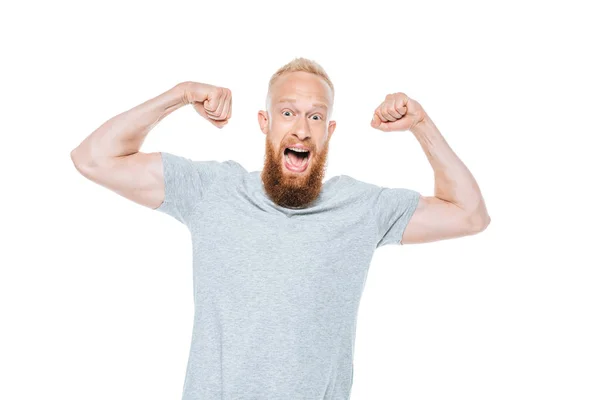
<box><xmin>181</xmin><ymin>81</ymin><xmax>232</xmax><ymax>129</ymax></box>
<box><xmin>371</xmin><ymin>92</ymin><xmax>426</xmax><ymax>132</ymax></box>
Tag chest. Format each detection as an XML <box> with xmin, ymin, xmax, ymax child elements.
<box><xmin>188</xmin><ymin>203</ymin><xmax>376</xmax><ymax>297</ymax></box>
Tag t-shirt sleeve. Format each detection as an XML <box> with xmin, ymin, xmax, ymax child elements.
<box><xmin>154</xmin><ymin>151</ymin><xmax>236</xmax><ymax>225</ymax></box>
<box><xmin>367</xmin><ymin>184</ymin><xmax>421</xmax><ymax>248</ymax></box>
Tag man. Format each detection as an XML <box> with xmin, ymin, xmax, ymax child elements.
<box><xmin>71</xmin><ymin>57</ymin><xmax>490</xmax><ymax>400</ymax></box>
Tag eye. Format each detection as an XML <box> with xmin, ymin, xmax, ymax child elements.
<box><xmin>282</xmin><ymin>110</ymin><xmax>293</xmax><ymax>117</ymax></box>
<box><xmin>311</xmin><ymin>114</ymin><xmax>322</xmax><ymax>120</ymax></box>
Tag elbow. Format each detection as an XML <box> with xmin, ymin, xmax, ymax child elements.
<box><xmin>70</xmin><ymin>148</ymin><xmax>79</xmax><ymax>165</ymax></box>
<box><xmin>71</xmin><ymin>148</ymin><xmax>86</xmax><ymax>172</ymax></box>
<box><xmin>70</xmin><ymin>147</ymin><xmax>85</xmax><ymax>166</ymax></box>
<box><xmin>70</xmin><ymin>147</ymin><xmax>96</xmax><ymax>178</ymax></box>
<box><xmin>461</xmin><ymin>198</ymin><xmax>491</xmax><ymax>234</ymax></box>
<box><xmin>467</xmin><ymin>212</ymin><xmax>491</xmax><ymax>234</ymax></box>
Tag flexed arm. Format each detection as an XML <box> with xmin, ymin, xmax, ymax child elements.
<box><xmin>371</xmin><ymin>92</ymin><xmax>490</xmax><ymax>244</ymax></box>
<box><xmin>70</xmin><ymin>81</ymin><xmax>232</xmax><ymax>209</ymax></box>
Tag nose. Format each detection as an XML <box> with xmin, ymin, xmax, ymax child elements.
<box><xmin>292</xmin><ymin>115</ymin><xmax>311</xmax><ymax>140</ymax></box>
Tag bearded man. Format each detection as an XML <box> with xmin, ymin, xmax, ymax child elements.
<box><xmin>71</xmin><ymin>57</ymin><xmax>490</xmax><ymax>400</ymax></box>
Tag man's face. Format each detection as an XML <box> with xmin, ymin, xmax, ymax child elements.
<box><xmin>258</xmin><ymin>71</ymin><xmax>336</xmax><ymax>208</ymax></box>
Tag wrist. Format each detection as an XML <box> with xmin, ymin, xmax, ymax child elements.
<box><xmin>174</xmin><ymin>81</ymin><xmax>193</xmax><ymax>105</ymax></box>
<box><xmin>410</xmin><ymin>113</ymin><xmax>435</xmax><ymax>136</ymax></box>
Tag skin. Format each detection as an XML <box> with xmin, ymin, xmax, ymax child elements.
<box><xmin>257</xmin><ymin>71</ymin><xmax>336</xmax><ymax>208</ymax></box>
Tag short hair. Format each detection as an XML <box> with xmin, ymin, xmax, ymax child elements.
<box><xmin>266</xmin><ymin>57</ymin><xmax>335</xmax><ymax>111</ymax></box>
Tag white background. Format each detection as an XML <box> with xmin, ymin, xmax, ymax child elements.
<box><xmin>1</xmin><ymin>0</ymin><xmax>598</xmax><ymax>399</ymax></box>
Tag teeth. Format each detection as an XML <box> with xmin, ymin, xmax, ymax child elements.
<box><xmin>287</xmin><ymin>147</ymin><xmax>309</xmax><ymax>153</ymax></box>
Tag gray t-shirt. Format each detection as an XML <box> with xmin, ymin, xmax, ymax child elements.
<box><xmin>155</xmin><ymin>151</ymin><xmax>420</xmax><ymax>400</ymax></box>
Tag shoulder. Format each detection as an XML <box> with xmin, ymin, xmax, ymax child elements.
<box><xmin>337</xmin><ymin>174</ymin><xmax>379</xmax><ymax>197</ymax></box>
<box><xmin>322</xmin><ymin>174</ymin><xmax>381</xmax><ymax>208</ymax></box>
<box><xmin>195</xmin><ymin>159</ymin><xmax>249</xmax><ymax>191</ymax></box>
<box><xmin>160</xmin><ymin>152</ymin><xmax>249</xmax><ymax>194</ymax></box>
<box><xmin>205</xmin><ymin>159</ymin><xmax>247</xmax><ymax>175</ymax></box>
<box><xmin>187</xmin><ymin>157</ymin><xmax>248</xmax><ymax>179</ymax></box>
<box><xmin>339</xmin><ymin>174</ymin><xmax>421</xmax><ymax>207</ymax></box>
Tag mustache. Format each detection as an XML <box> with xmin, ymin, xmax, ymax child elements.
<box><xmin>282</xmin><ymin>142</ymin><xmax>314</xmax><ymax>150</ymax></box>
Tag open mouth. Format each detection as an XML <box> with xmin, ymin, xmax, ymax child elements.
<box><xmin>283</xmin><ymin>147</ymin><xmax>311</xmax><ymax>172</ymax></box>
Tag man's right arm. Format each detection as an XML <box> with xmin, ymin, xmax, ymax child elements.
<box><xmin>71</xmin><ymin>80</ymin><xmax>232</xmax><ymax>215</ymax></box>
<box><xmin>70</xmin><ymin>82</ymin><xmax>191</xmax><ymax>210</ymax></box>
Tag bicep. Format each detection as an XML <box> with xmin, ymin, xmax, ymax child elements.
<box><xmin>79</xmin><ymin>151</ymin><xmax>166</xmax><ymax>210</ymax></box>
<box><xmin>77</xmin><ymin>151</ymin><xmax>236</xmax><ymax>225</ymax></box>
<box><xmin>401</xmin><ymin>195</ymin><xmax>474</xmax><ymax>244</ymax></box>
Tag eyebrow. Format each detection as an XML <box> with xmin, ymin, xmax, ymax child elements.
<box><xmin>277</xmin><ymin>98</ymin><xmax>328</xmax><ymax>112</ymax></box>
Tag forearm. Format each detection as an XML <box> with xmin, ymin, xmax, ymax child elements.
<box><xmin>410</xmin><ymin>115</ymin><xmax>489</xmax><ymax>219</ymax></box>
<box><xmin>71</xmin><ymin>81</ymin><xmax>189</xmax><ymax>164</ymax></box>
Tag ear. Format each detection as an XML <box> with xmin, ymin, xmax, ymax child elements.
<box><xmin>257</xmin><ymin>110</ymin><xmax>269</xmax><ymax>135</ymax></box>
<box><xmin>327</xmin><ymin>120</ymin><xmax>336</xmax><ymax>140</ymax></box>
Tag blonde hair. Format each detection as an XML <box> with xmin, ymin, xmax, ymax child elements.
<box><xmin>266</xmin><ymin>57</ymin><xmax>335</xmax><ymax>111</ymax></box>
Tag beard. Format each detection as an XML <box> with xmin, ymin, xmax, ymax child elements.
<box><xmin>261</xmin><ymin>137</ymin><xmax>330</xmax><ymax>209</ymax></box>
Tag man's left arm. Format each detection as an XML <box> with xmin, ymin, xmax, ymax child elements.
<box><xmin>371</xmin><ymin>92</ymin><xmax>491</xmax><ymax>244</ymax></box>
